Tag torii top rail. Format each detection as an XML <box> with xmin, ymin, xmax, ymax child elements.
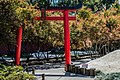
<box><xmin>15</xmin><ymin>0</ymin><xmax>82</xmax><ymax>67</ymax></box>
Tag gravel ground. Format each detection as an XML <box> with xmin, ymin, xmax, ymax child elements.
<box><xmin>87</xmin><ymin>50</ymin><xmax>120</xmax><ymax>73</ymax></box>
<box><xmin>34</xmin><ymin>68</ymin><xmax>94</xmax><ymax>80</ymax></box>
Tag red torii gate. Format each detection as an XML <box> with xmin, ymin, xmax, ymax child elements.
<box><xmin>15</xmin><ymin>10</ymin><xmax>75</xmax><ymax>65</ymax></box>
<box><xmin>15</xmin><ymin>0</ymin><xmax>82</xmax><ymax>70</ymax></box>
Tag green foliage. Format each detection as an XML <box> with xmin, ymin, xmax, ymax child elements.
<box><xmin>83</xmin><ymin>0</ymin><xmax>116</xmax><ymax>12</ymax></box>
<box><xmin>0</xmin><ymin>0</ymin><xmax>39</xmax><ymax>48</ymax></box>
<box><xmin>72</xmin><ymin>6</ymin><xmax>120</xmax><ymax>50</ymax></box>
<box><xmin>78</xmin><ymin>8</ymin><xmax>91</xmax><ymax>19</ymax></box>
<box><xmin>0</xmin><ymin>64</ymin><xmax>35</xmax><ymax>80</ymax></box>
<box><xmin>106</xmin><ymin>18</ymin><xmax>118</xmax><ymax>31</ymax></box>
<box><xmin>95</xmin><ymin>71</ymin><xmax>120</xmax><ymax>80</ymax></box>
<box><xmin>0</xmin><ymin>0</ymin><xmax>120</xmax><ymax>53</ymax></box>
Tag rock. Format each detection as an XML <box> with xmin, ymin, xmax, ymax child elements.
<box><xmin>87</xmin><ymin>50</ymin><xmax>120</xmax><ymax>73</ymax></box>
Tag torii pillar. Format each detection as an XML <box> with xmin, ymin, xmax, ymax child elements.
<box><xmin>64</xmin><ymin>10</ymin><xmax>71</xmax><ymax>66</ymax></box>
<box><xmin>15</xmin><ymin>26</ymin><xmax>22</xmax><ymax>65</ymax></box>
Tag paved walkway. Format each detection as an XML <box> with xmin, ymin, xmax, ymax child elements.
<box><xmin>34</xmin><ymin>68</ymin><xmax>94</xmax><ymax>80</ymax></box>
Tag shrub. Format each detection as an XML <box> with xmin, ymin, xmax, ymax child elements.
<box><xmin>0</xmin><ymin>64</ymin><xmax>35</xmax><ymax>80</ymax></box>
<box><xmin>95</xmin><ymin>70</ymin><xmax>120</xmax><ymax>80</ymax></box>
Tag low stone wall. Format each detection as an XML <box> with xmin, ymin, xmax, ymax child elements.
<box><xmin>65</xmin><ymin>64</ymin><xmax>96</xmax><ymax>76</ymax></box>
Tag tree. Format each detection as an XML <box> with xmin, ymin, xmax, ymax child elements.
<box><xmin>82</xmin><ymin>0</ymin><xmax>116</xmax><ymax>12</ymax></box>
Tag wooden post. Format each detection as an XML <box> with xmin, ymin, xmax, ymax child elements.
<box><xmin>32</xmin><ymin>66</ymin><xmax>35</xmax><ymax>75</ymax></box>
<box><xmin>15</xmin><ymin>26</ymin><xmax>22</xmax><ymax>65</ymax></box>
<box><xmin>42</xmin><ymin>74</ymin><xmax>45</xmax><ymax>80</ymax></box>
<box><xmin>64</xmin><ymin>10</ymin><xmax>71</xmax><ymax>69</ymax></box>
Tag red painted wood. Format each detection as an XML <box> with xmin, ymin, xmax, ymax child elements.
<box><xmin>64</xmin><ymin>10</ymin><xmax>71</xmax><ymax>65</ymax></box>
<box><xmin>15</xmin><ymin>27</ymin><xmax>22</xmax><ymax>65</ymax></box>
<box><xmin>34</xmin><ymin>16</ymin><xmax>76</xmax><ymax>20</ymax></box>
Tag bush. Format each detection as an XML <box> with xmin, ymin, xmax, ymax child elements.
<box><xmin>95</xmin><ymin>70</ymin><xmax>120</xmax><ymax>80</ymax></box>
<box><xmin>0</xmin><ymin>64</ymin><xmax>35</xmax><ymax>80</ymax></box>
